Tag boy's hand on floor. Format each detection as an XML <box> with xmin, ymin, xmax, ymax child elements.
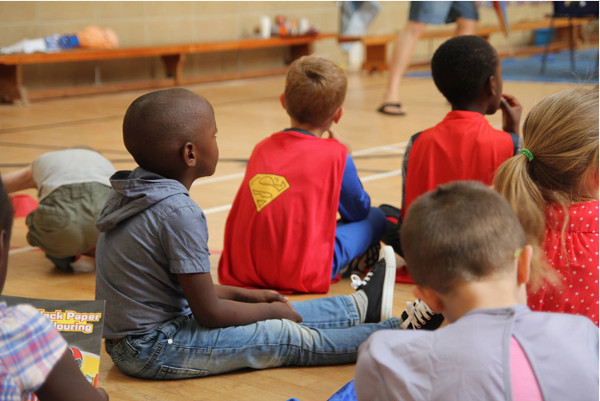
<box><xmin>500</xmin><ymin>94</ymin><xmax>522</xmax><ymax>135</ymax></box>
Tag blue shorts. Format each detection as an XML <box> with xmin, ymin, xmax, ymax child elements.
<box><xmin>409</xmin><ymin>1</ymin><xmax>479</xmax><ymax>25</ymax></box>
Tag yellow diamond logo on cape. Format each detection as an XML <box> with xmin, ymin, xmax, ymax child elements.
<box><xmin>249</xmin><ymin>174</ymin><xmax>290</xmax><ymax>212</ymax></box>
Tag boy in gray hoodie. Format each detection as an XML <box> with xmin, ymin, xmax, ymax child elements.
<box><xmin>95</xmin><ymin>88</ymin><xmax>404</xmax><ymax>380</ymax></box>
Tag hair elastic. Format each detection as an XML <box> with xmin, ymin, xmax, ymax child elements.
<box><xmin>514</xmin><ymin>248</ymin><xmax>523</xmax><ymax>259</ymax></box>
<box><xmin>520</xmin><ymin>148</ymin><xmax>534</xmax><ymax>162</ymax></box>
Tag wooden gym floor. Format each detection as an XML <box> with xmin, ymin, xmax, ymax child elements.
<box><xmin>0</xmin><ymin>69</ymin><xmax>585</xmax><ymax>400</ymax></box>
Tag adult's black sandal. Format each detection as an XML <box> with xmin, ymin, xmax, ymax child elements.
<box><xmin>377</xmin><ymin>102</ymin><xmax>407</xmax><ymax>116</ymax></box>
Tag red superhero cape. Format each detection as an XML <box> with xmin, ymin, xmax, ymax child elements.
<box><xmin>218</xmin><ymin>130</ymin><xmax>347</xmax><ymax>293</ymax></box>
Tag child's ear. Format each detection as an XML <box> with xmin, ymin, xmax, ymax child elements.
<box><xmin>279</xmin><ymin>94</ymin><xmax>286</xmax><ymax>110</ymax></box>
<box><xmin>517</xmin><ymin>245</ymin><xmax>532</xmax><ymax>286</ymax></box>
<box><xmin>487</xmin><ymin>75</ymin><xmax>497</xmax><ymax>98</ymax></box>
<box><xmin>413</xmin><ymin>285</ymin><xmax>443</xmax><ymax>314</ymax></box>
<box><xmin>182</xmin><ymin>142</ymin><xmax>197</xmax><ymax>167</ymax></box>
<box><xmin>332</xmin><ymin>106</ymin><xmax>343</xmax><ymax>124</ymax></box>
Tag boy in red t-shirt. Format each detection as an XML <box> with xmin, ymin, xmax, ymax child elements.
<box><xmin>382</xmin><ymin>35</ymin><xmax>522</xmax><ymax>262</ymax></box>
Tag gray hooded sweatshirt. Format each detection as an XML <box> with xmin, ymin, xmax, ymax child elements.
<box><xmin>95</xmin><ymin>167</ymin><xmax>210</xmax><ymax>339</ymax></box>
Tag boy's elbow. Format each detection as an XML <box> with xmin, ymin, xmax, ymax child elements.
<box><xmin>340</xmin><ymin>196</ymin><xmax>371</xmax><ymax>222</ymax></box>
<box><xmin>355</xmin><ymin>206</ymin><xmax>370</xmax><ymax>220</ymax></box>
<box><xmin>345</xmin><ymin>205</ymin><xmax>370</xmax><ymax>222</ymax></box>
<box><xmin>190</xmin><ymin>303</ymin><xmax>229</xmax><ymax>328</ymax></box>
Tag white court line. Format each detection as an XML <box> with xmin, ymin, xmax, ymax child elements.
<box><xmin>200</xmin><ymin>169</ymin><xmax>403</xmax><ymax>216</ymax></box>
<box><xmin>351</xmin><ymin>142</ymin><xmax>407</xmax><ymax>156</ymax></box>
<box><xmin>192</xmin><ymin>172</ymin><xmax>244</xmax><ymax>187</ymax></box>
<box><xmin>203</xmin><ymin>204</ymin><xmax>233</xmax><ymax>214</ymax></box>
<box><xmin>170</xmin><ymin>141</ymin><xmax>408</xmax><ymax>213</ymax></box>
<box><xmin>361</xmin><ymin>169</ymin><xmax>403</xmax><ymax>183</ymax></box>
<box><xmin>9</xmin><ymin>246</ymin><xmax>37</xmax><ymax>255</ymax></box>
<box><xmin>192</xmin><ymin>142</ymin><xmax>407</xmax><ymax>187</ymax></box>
<box><xmin>9</xmin><ymin>143</ymin><xmax>406</xmax><ymax>255</ymax></box>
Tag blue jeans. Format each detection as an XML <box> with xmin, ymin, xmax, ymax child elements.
<box><xmin>332</xmin><ymin>207</ymin><xmax>386</xmax><ymax>278</ymax></box>
<box><xmin>105</xmin><ymin>295</ymin><xmax>401</xmax><ymax>379</ymax></box>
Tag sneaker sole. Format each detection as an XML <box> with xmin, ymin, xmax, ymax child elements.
<box><xmin>379</xmin><ymin>245</ymin><xmax>396</xmax><ymax>321</ymax></box>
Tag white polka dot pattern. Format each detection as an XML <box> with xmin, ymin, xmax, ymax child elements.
<box><xmin>528</xmin><ymin>201</ymin><xmax>599</xmax><ymax>326</ymax></box>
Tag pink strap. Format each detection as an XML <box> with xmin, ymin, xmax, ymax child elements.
<box><xmin>510</xmin><ymin>336</ymin><xmax>543</xmax><ymax>401</ymax></box>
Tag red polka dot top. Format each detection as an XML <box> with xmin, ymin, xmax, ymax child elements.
<box><xmin>528</xmin><ymin>201</ymin><xmax>599</xmax><ymax>326</ymax></box>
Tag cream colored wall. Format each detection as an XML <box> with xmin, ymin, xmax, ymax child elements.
<box><xmin>0</xmin><ymin>1</ymin><xmax>554</xmax><ymax>89</ymax></box>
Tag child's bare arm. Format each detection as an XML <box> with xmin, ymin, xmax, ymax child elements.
<box><xmin>178</xmin><ymin>273</ymin><xmax>302</xmax><ymax>327</ymax></box>
<box><xmin>500</xmin><ymin>94</ymin><xmax>522</xmax><ymax>135</ymax></box>
<box><xmin>36</xmin><ymin>349</ymin><xmax>109</xmax><ymax>401</ymax></box>
<box><xmin>215</xmin><ymin>285</ymin><xmax>289</xmax><ymax>304</ymax></box>
<box><xmin>1</xmin><ymin>165</ymin><xmax>36</xmax><ymax>193</ymax></box>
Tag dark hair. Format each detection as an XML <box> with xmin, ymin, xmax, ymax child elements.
<box><xmin>431</xmin><ymin>35</ymin><xmax>498</xmax><ymax>107</ymax></box>
<box><xmin>284</xmin><ymin>55</ymin><xmax>347</xmax><ymax>126</ymax></box>
<box><xmin>0</xmin><ymin>180</ymin><xmax>13</xmax><ymax>236</ymax></box>
<box><xmin>401</xmin><ymin>181</ymin><xmax>525</xmax><ymax>294</ymax></box>
<box><xmin>123</xmin><ymin>88</ymin><xmax>212</xmax><ymax>176</ymax></box>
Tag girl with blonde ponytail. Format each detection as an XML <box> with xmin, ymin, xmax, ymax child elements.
<box><xmin>494</xmin><ymin>87</ymin><xmax>599</xmax><ymax>325</ymax></box>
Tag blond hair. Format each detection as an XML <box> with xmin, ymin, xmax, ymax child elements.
<box><xmin>284</xmin><ymin>55</ymin><xmax>347</xmax><ymax>126</ymax></box>
<box><xmin>494</xmin><ymin>87</ymin><xmax>599</xmax><ymax>289</ymax></box>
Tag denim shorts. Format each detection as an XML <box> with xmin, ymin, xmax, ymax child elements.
<box><xmin>409</xmin><ymin>1</ymin><xmax>479</xmax><ymax>25</ymax></box>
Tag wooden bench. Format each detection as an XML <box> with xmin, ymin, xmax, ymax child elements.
<box><xmin>338</xmin><ymin>18</ymin><xmax>593</xmax><ymax>73</ymax></box>
<box><xmin>0</xmin><ymin>33</ymin><xmax>336</xmax><ymax>103</ymax></box>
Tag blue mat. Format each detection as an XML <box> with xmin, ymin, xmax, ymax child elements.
<box><xmin>405</xmin><ymin>49</ymin><xmax>599</xmax><ymax>84</ymax></box>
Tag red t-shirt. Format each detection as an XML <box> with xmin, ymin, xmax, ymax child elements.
<box><xmin>402</xmin><ymin>110</ymin><xmax>518</xmax><ymax>220</ymax></box>
<box><xmin>528</xmin><ymin>201</ymin><xmax>599</xmax><ymax>326</ymax></box>
<box><xmin>218</xmin><ymin>130</ymin><xmax>347</xmax><ymax>293</ymax></box>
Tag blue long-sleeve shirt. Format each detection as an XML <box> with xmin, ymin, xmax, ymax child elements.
<box><xmin>339</xmin><ymin>154</ymin><xmax>370</xmax><ymax>221</ymax></box>
<box><xmin>287</xmin><ymin>128</ymin><xmax>370</xmax><ymax>222</ymax></box>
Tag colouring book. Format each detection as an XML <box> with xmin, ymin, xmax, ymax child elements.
<box><xmin>0</xmin><ymin>295</ymin><xmax>105</xmax><ymax>387</ymax></box>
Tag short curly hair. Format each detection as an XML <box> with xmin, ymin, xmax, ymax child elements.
<box><xmin>431</xmin><ymin>35</ymin><xmax>498</xmax><ymax>107</ymax></box>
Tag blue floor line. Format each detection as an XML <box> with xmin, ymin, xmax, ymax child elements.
<box><xmin>405</xmin><ymin>49</ymin><xmax>599</xmax><ymax>84</ymax></box>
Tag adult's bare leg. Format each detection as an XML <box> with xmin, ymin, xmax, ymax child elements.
<box><xmin>380</xmin><ymin>21</ymin><xmax>427</xmax><ymax>115</ymax></box>
<box><xmin>455</xmin><ymin>17</ymin><xmax>477</xmax><ymax>36</ymax></box>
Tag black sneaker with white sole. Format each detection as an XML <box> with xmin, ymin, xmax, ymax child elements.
<box><xmin>400</xmin><ymin>299</ymin><xmax>445</xmax><ymax>330</ymax></box>
<box><xmin>351</xmin><ymin>245</ymin><xmax>396</xmax><ymax>323</ymax></box>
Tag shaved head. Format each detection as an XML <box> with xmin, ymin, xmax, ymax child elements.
<box><xmin>123</xmin><ymin>88</ymin><xmax>214</xmax><ymax>177</ymax></box>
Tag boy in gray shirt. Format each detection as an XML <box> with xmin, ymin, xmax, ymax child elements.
<box><xmin>95</xmin><ymin>88</ymin><xmax>406</xmax><ymax>379</ymax></box>
<box><xmin>355</xmin><ymin>181</ymin><xmax>598</xmax><ymax>401</ymax></box>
